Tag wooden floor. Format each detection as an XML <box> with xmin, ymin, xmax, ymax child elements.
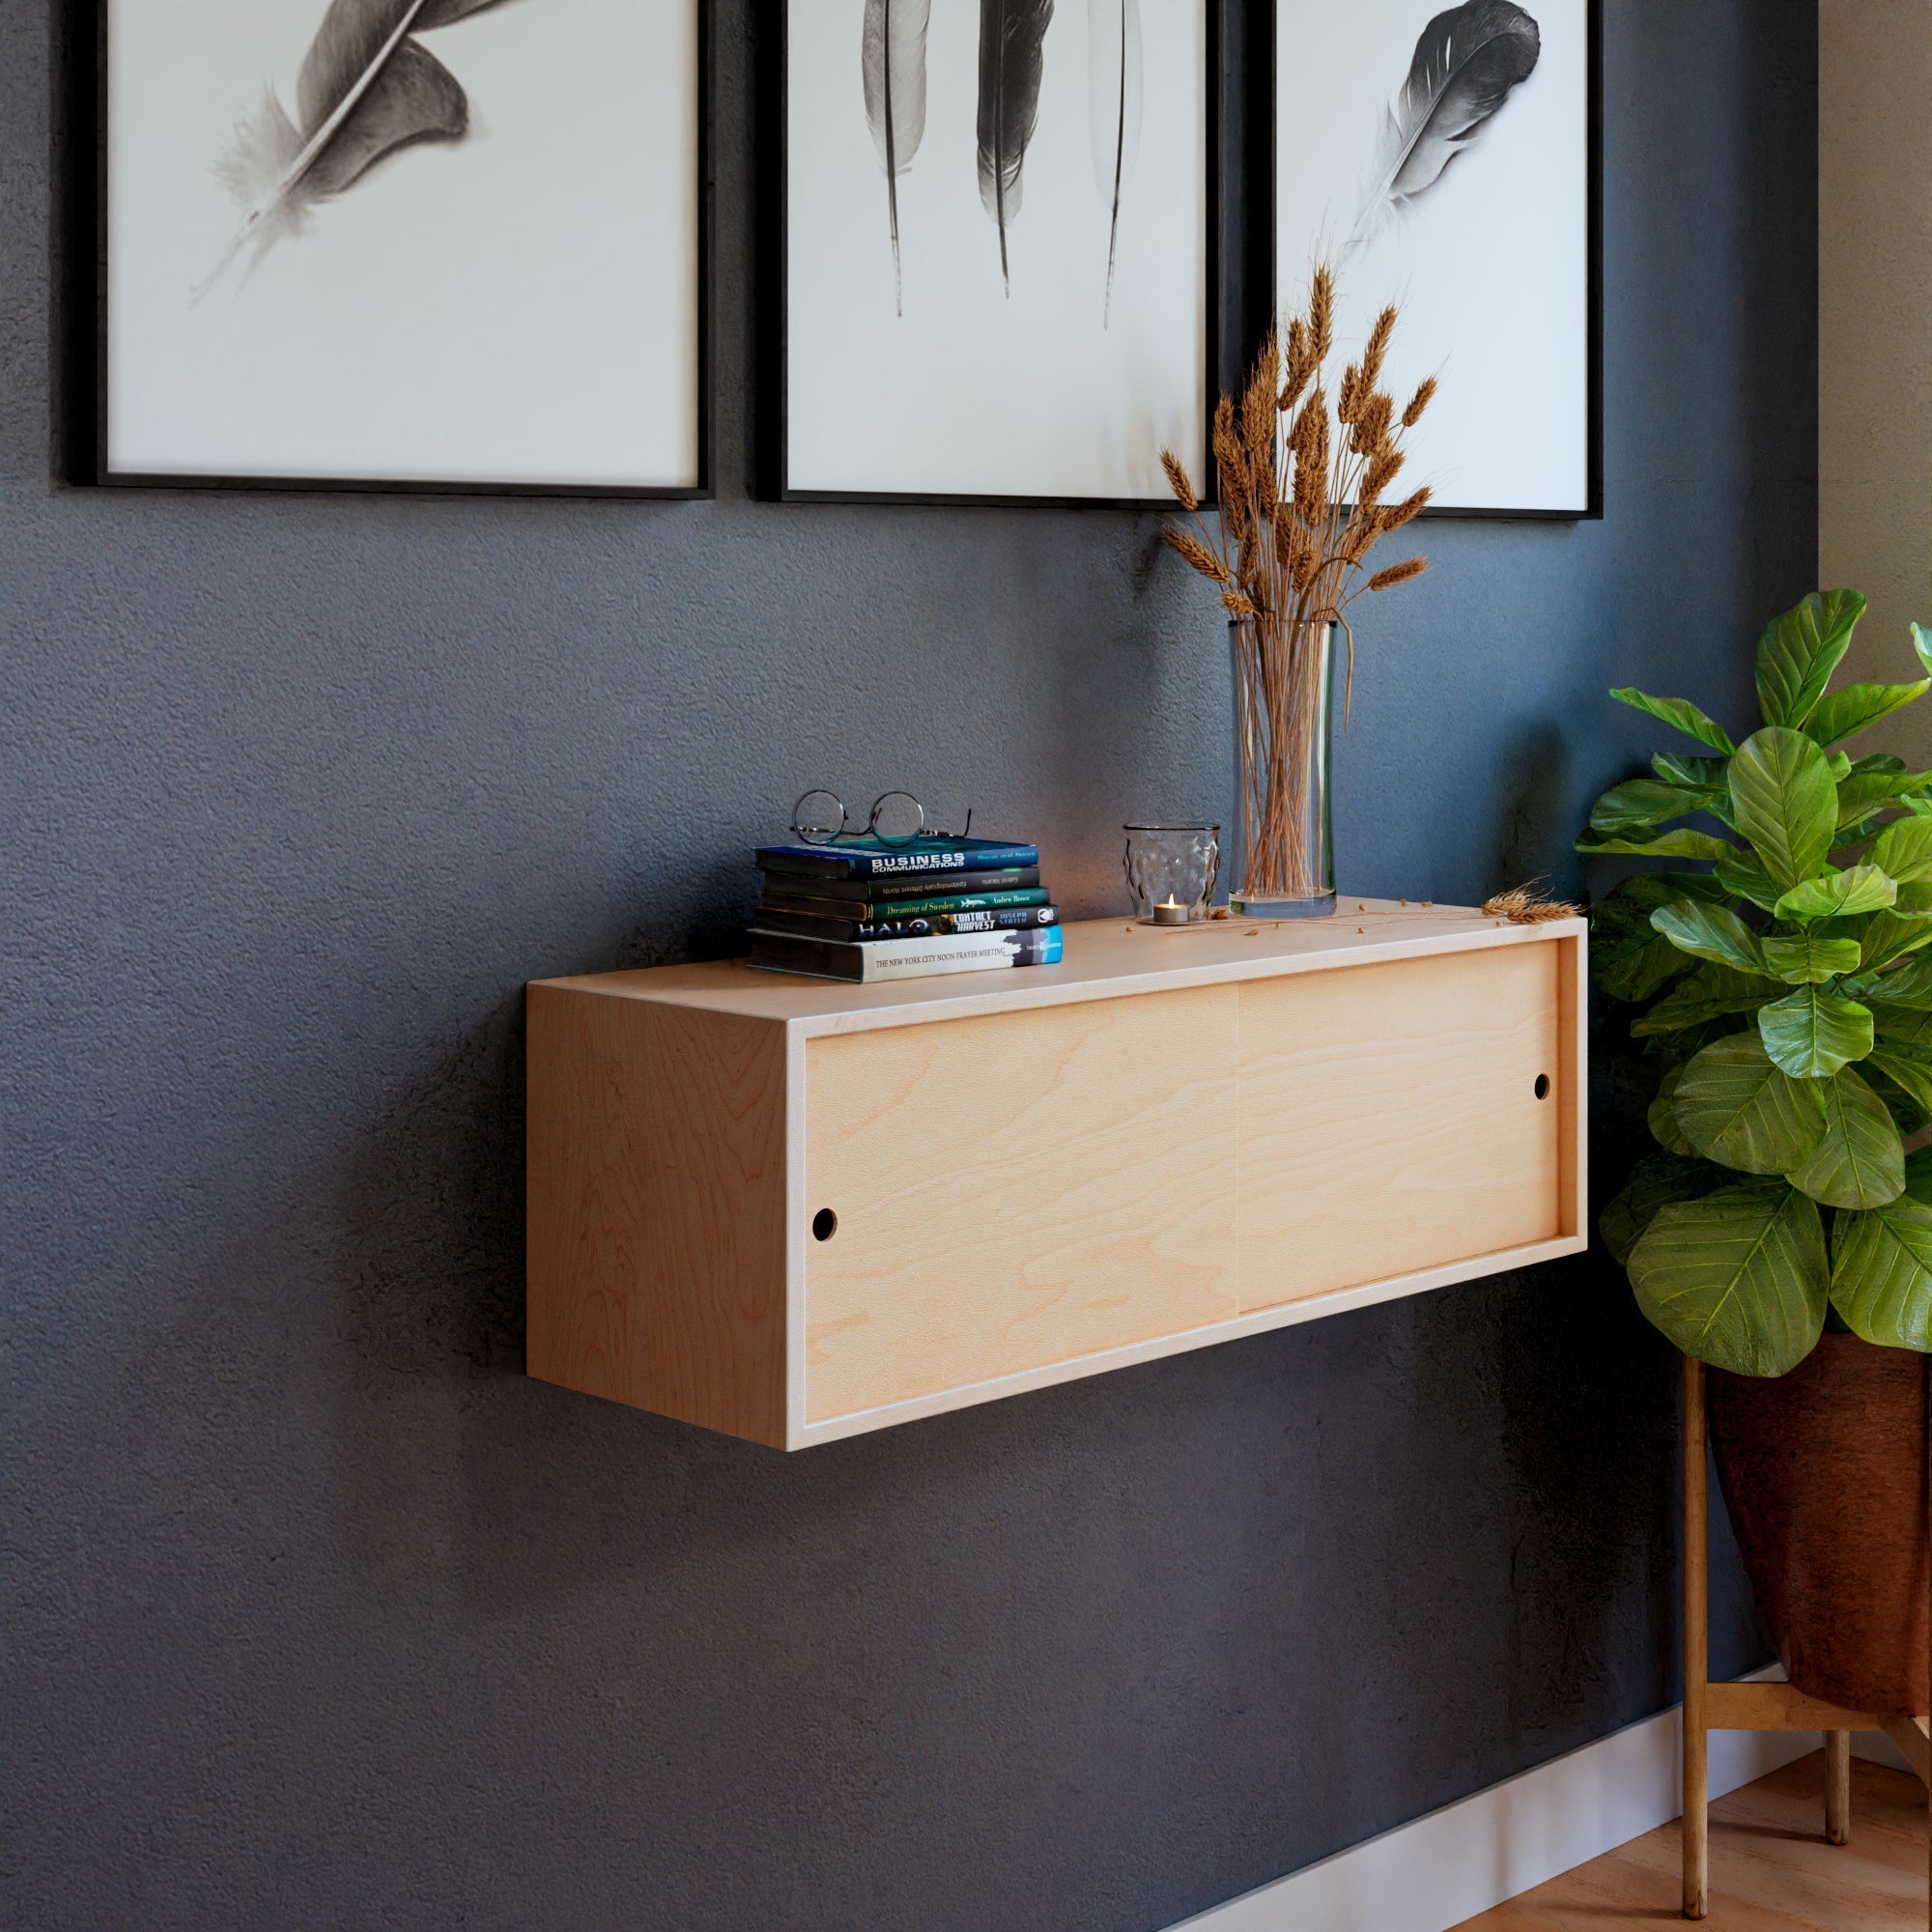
<box><xmin>1453</xmin><ymin>1752</ymin><xmax>1928</xmax><ymax>1930</ymax></box>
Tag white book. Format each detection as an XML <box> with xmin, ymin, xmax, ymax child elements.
<box><xmin>746</xmin><ymin>924</ymin><xmax>1064</xmax><ymax>983</ymax></box>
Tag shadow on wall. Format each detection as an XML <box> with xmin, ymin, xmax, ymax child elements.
<box><xmin>1485</xmin><ymin>721</ymin><xmax>1571</xmax><ymax>899</ymax></box>
<box><xmin>334</xmin><ymin>993</ymin><xmax>528</xmax><ymax>1379</ymax></box>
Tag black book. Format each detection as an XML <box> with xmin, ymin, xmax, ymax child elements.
<box><xmin>754</xmin><ymin>904</ymin><xmax>1061</xmax><ymax>944</ymax></box>
<box><xmin>755</xmin><ymin>866</ymin><xmax>1040</xmax><ymax>904</ymax></box>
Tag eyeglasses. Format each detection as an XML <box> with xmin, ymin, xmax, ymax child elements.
<box><xmin>790</xmin><ymin>788</ymin><xmax>976</xmax><ymax>848</ymax></box>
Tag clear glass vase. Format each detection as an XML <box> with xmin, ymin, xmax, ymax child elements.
<box><xmin>1227</xmin><ymin>614</ymin><xmax>1337</xmax><ymax>919</ymax></box>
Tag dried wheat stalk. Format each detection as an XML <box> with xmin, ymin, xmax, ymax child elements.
<box><xmin>1157</xmin><ymin>265</ymin><xmax>1436</xmax><ymax>900</ymax></box>
<box><xmin>1482</xmin><ymin>882</ymin><xmax>1583</xmax><ymax>923</ymax></box>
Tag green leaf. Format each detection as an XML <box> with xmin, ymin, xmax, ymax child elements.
<box><xmin>1866</xmin><ymin>1061</ymin><xmax>1932</xmax><ymax>1137</ymax></box>
<box><xmin>1785</xmin><ymin>1065</ymin><xmax>1905</xmax><ymax>1209</ymax></box>
<box><xmin>1575</xmin><ymin>828</ymin><xmax>1736</xmax><ymax>862</ymax></box>
<box><xmin>1866</xmin><ymin>1044</ymin><xmax>1932</xmax><ymax>1117</ymax></box>
<box><xmin>1866</xmin><ymin>813</ymin><xmax>1932</xmax><ymax>883</ymax></box>
<box><xmin>1853</xmin><ymin>752</ymin><xmax>1910</xmax><ymax>775</ymax></box>
<box><xmin>1654</xmin><ymin>753</ymin><xmax>1732</xmax><ymax>788</ymax></box>
<box><xmin>1804</xmin><ymin>679</ymin><xmax>1932</xmax><ymax>748</ymax></box>
<box><xmin>1754</xmin><ymin>590</ymin><xmax>1867</xmax><ymax>727</ymax></box>
<box><xmin>1761</xmin><ymin>930</ymin><xmax>1862</xmax><ymax>983</ymax></box>
<box><xmin>1715</xmin><ymin>846</ymin><xmax>1782</xmax><ymax>911</ymax></box>
<box><xmin>1631</xmin><ymin>963</ymin><xmax>1783</xmax><ymax>1037</ymax></box>
<box><xmin>1757</xmin><ymin>985</ymin><xmax>1874</xmax><ymax>1077</ymax></box>
<box><xmin>1648</xmin><ymin>900</ymin><xmax>1764</xmax><ymax>973</ymax></box>
<box><xmin>1628</xmin><ymin>1180</ymin><xmax>1827</xmax><ymax>1376</ymax></box>
<box><xmin>1589</xmin><ymin>876</ymin><xmax>1719</xmax><ymax>1003</ymax></box>
<box><xmin>1834</xmin><ymin>768</ymin><xmax>1932</xmax><ymax>833</ymax></box>
<box><xmin>1649</xmin><ymin>1065</ymin><xmax>1694</xmax><ymax>1154</ymax></box>
<box><xmin>1602</xmin><ymin>1152</ymin><xmax>1723</xmax><ymax>1265</ymax></box>
<box><xmin>1858</xmin><ymin>952</ymin><xmax>1932</xmax><ymax>1007</ymax></box>
<box><xmin>1671</xmin><ymin>1033</ymin><xmax>1830</xmax><ymax>1172</ymax></box>
<box><xmin>1587</xmin><ymin>777</ymin><xmax>1727</xmax><ymax>838</ymax></box>
<box><xmin>1728</xmin><ymin>727</ymin><xmax>1837</xmax><ymax>891</ymax></box>
<box><xmin>1853</xmin><ymin>910</ymin><xmax>1932</xmax><ymax>973</ymax></box>
<box><xmin>1773</xmin><ymin>865</ymin><xmax>1898</xmax><ymax>922</ymax></box>
<box><xmin>1831</xmin><ymin>1196</ymin><xmax>1932</xmax><ymax>1350</ymax></box>
<box><xmin>1914</xmin><ymin>622</ymin><xmax>1932</xmax><ymax>679</ymax></box>
<box><xmin>1610</xmin><ymin>688</ymin><xmax>1737</xmax><ymax>753</ymax></box>
<box><xmin>1905</xmin><ymin>1144</ymin><xmax>1932</xmax><ymax>1203</ymax></box>
<box><xmin>1873</xmin><ymin>1003</ymin><xmax>1932</xmax><ymax>1044</ymax></box>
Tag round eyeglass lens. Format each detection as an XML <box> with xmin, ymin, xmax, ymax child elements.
<box><xmin>792</xmin><ymin>790</ymin><xmax>847</xmax><ymax>845</ymax></box>
<box><xmin>868</xmin><ymin>791</ymin><xmax>924</xmax><ymax>845</ymax></box>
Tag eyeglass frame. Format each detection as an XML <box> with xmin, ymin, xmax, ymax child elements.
<box><xmin>789</xmin><ymin>788</ymin><xmax>976</xmax><ymax>848</ymax></box>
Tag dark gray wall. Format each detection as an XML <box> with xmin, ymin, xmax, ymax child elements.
<box><xmin>2</xmin><ymin>4</ymin><xmax>1815</xmax><ymax>1928</ymax></box>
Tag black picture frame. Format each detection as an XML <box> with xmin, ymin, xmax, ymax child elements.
<box><xmin>755</xmin><ymin>0</ymin><xmax>1230</xmax><ymax>511</ymax></box>
<box><xmin>79</xmin><ymin>0</ymin><xmax>716</xmax><ymax>501</ymax></box>
<box><xmin>1266</xmin><ymin>0</ymin><xmax>1603</xmax><ymax>524</ymax></box>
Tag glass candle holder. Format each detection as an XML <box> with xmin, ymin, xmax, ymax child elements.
<box><xmin>1122</xmin><ymin>824</ymin><xmax>1220</xmax><ymax>925</ymax></box>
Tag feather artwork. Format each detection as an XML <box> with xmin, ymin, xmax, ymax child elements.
<box><xmin>1342</xmin><ymin>0</ymin><xmax>1540</xmax><ymax>261</ymax></box>
<box><xmin>977</xmin><ymin>0</ymin><xmax>1056</xmax><ymax>297</ymax></box>
<box><xmin>862</xmin><ymin>0</ymin><xmax>932</xmax><ymax>318</ymax></box>
<box><xmin>196</xmin><ymin>0</ymin><xmax>510</xmax><ymax>302</ymax></box>
<box><xmin>1087</xmin><ymin>0</ymin><xmax>1141</xmax><ymax>327</ymax></box>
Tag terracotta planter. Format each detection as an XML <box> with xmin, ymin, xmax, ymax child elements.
<box><xmin>1708</xmin><ymin>1332</ymin><xmax>1929</xmax><ymax>1715</ymax></box>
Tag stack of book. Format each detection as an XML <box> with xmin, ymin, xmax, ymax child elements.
<box><xmin>748</xmin><ymin>835</ymin><xmax>1063</xmax><ymax>982</ymax></box>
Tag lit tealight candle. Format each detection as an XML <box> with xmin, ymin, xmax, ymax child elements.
<box><xmin>1153</xmin><ymin>895</ymin><xmax>1189</xmax><ymax>925</ymax></box>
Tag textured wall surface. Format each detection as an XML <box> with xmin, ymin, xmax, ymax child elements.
<box><xmin>1819</xmin><ymin>0</ymin><xmax>1932</xmax><ymax>758</ymax></box>
<box><xmin>2</xmin><ymin>5</ymin><xmax>1815</xmax><ymax>1929</ymax></box>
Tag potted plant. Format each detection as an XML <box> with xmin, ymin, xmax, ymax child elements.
<box><xmin>1582</xmin><ymin>589</ymin><xmax>1932</xmax><ymax>1713</ymax></box>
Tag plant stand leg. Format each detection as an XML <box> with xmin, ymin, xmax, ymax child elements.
<box><xmin>1826</xmin><ymin>1729</ymin><xmax>1850</xmax><ymax>1845</ymax></box>
<box><xmin>1684</xmin><ymin>1354</ymin><xmax>1709</xmax><ymax>1920</ymax></box>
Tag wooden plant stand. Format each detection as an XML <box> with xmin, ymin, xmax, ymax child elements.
<box><xmin>1681</xmin><ymin>1353</ymin><xmax>1932</xmax><ymax>1920</ymax></box>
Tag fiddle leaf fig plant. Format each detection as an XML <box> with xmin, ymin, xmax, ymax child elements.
<box><xmin>1583</xmin><ymin>590</ymin><xmax>1932</xmax><ymax>1376</ymax></box>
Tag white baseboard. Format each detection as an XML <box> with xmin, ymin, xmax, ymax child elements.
<box><xmin>1164</xmin><ymin>1667</ymin><xmax>1811</xmax><ymax>1932</ymax></box>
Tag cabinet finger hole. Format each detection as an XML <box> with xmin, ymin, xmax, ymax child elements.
<box><xmin>812</xmin><ymin>1208</ymin><xmax>838</xmax><ymax>1242</ymax></box>
<box><xmin>1534</xmin><ymin>1073</ymin><xmax>1550</xmax><ymax>1100</ymax></box>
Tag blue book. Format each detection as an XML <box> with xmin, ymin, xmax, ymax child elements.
<box><xmin>755</xmin><ymin>836</ymin><xmax>1039</xmax><ymax>882</ymax></box>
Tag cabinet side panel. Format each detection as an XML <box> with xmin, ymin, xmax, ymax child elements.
<box><xmin>1236</xmin><ymin>942</ymin><xmax>1564</xmax><ymax>1310</ymax></box>
<box><xmin>804</xmin><ymin>986</ymin><xmax>1239</xmax><ymax>1423</ymax></box>
<box><xmin>526</xmin><ymin>987</ymin><xmax>788</xmax><ymax>1446</ymax></box>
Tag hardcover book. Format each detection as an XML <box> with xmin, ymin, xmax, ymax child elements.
<box><xmin>758</xmin><ymin>888</ymin><xmax>1049</xmax><ymax>924</ymax></box>
<box><xmin>755</xmin><ymin>868</ymin><xmax>1041</xmax><ymax>906</ymax></box>
<box><xmin>754</xmin><ymin>837</ymin><xmax>1039</xmax><ymax>882</ymax></box>
<box><xmin>747</xmin><ymin>923</ymin><xmax>1065</xmax><ymax>983</ymax></box>
<box><xmin>753</xmin><ymin>904</ymin><xmax>1061</xmax><ymax>944</ymax></box>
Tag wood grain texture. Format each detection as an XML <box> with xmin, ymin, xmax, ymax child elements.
<box><xmin>1707</xmin><ymin>1680</ymin><xmax>1889</xmax><ymax>1733</ymax></box>
<box><xmin>533</xmin><ymin>902</ymin><xmax>1587</xmax><ymax>1035</ymax></box>
<box><xmin>526</xmin><ymin>906</ymin><xmax>1587</xmax><ymax>1445</ymax></box>
<box><xmin>1236</xmin><ymin>944</ymin><xmax>1565</xmax><ymax>1309</ymax></box>
<box><xmin>1883</xmin><ymin>1718</ymin><xmax>1931</xmax><ymax>1789</ymax></box>
<box><xmin>802</xmin><ymin>986</ymin><xmax>1240</xmax><ymax>1423</ymax></box>
<box><xmin>526</xmin><ymin>985</ymin><xmax>790</xmax><ymax>1447</ymax></box>
<box><xmin>1689</xmin><ymin>1355</ymin><xmax>1711</xmax><ymax>1918</ymax></box>
<box><xmin>1455</xmin><ymin>1752</ymin><xmax>1931</xmax><ymax>1929</ymax></box>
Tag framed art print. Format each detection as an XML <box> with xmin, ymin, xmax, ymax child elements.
<box><xmin>768</xmin><ymin>0</ymin><xmax>1215</xmax><ymax>507</ymax></box>
<box><xmin>99</xmin><ymin>0</ymin><xmax>710</xmax><ymax>495</ymax></box>
<box><xmin>1274</xmin><ymin>0</ymin><xmax>1598</xmax><ymax>517</ymax></box>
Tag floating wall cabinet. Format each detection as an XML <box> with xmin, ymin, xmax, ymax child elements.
<box><xmin>526</xmin><ymin>903</ymin><xmax>1587</xmax><ymax>1449</ymax></box>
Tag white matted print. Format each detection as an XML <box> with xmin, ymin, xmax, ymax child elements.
<box><xmin>1275</xmin><ymin>0</ymin><xmax>1592</xmax><ymax>515</ymax></box>
<box><xmin>782</xmin><ymin>1</ymin><xmax>1209</xmax><ymax>503</ymax></box>
<box><xmin>104</xmin><ymin>0</ymin><xmax>704</xmax><ymax>492</ymax></box>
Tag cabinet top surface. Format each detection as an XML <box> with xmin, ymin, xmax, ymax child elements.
<box><xmin>531</xmin><ymin>898</ymin><xmax>1583</xmax><ymax>1035</ymax></box>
